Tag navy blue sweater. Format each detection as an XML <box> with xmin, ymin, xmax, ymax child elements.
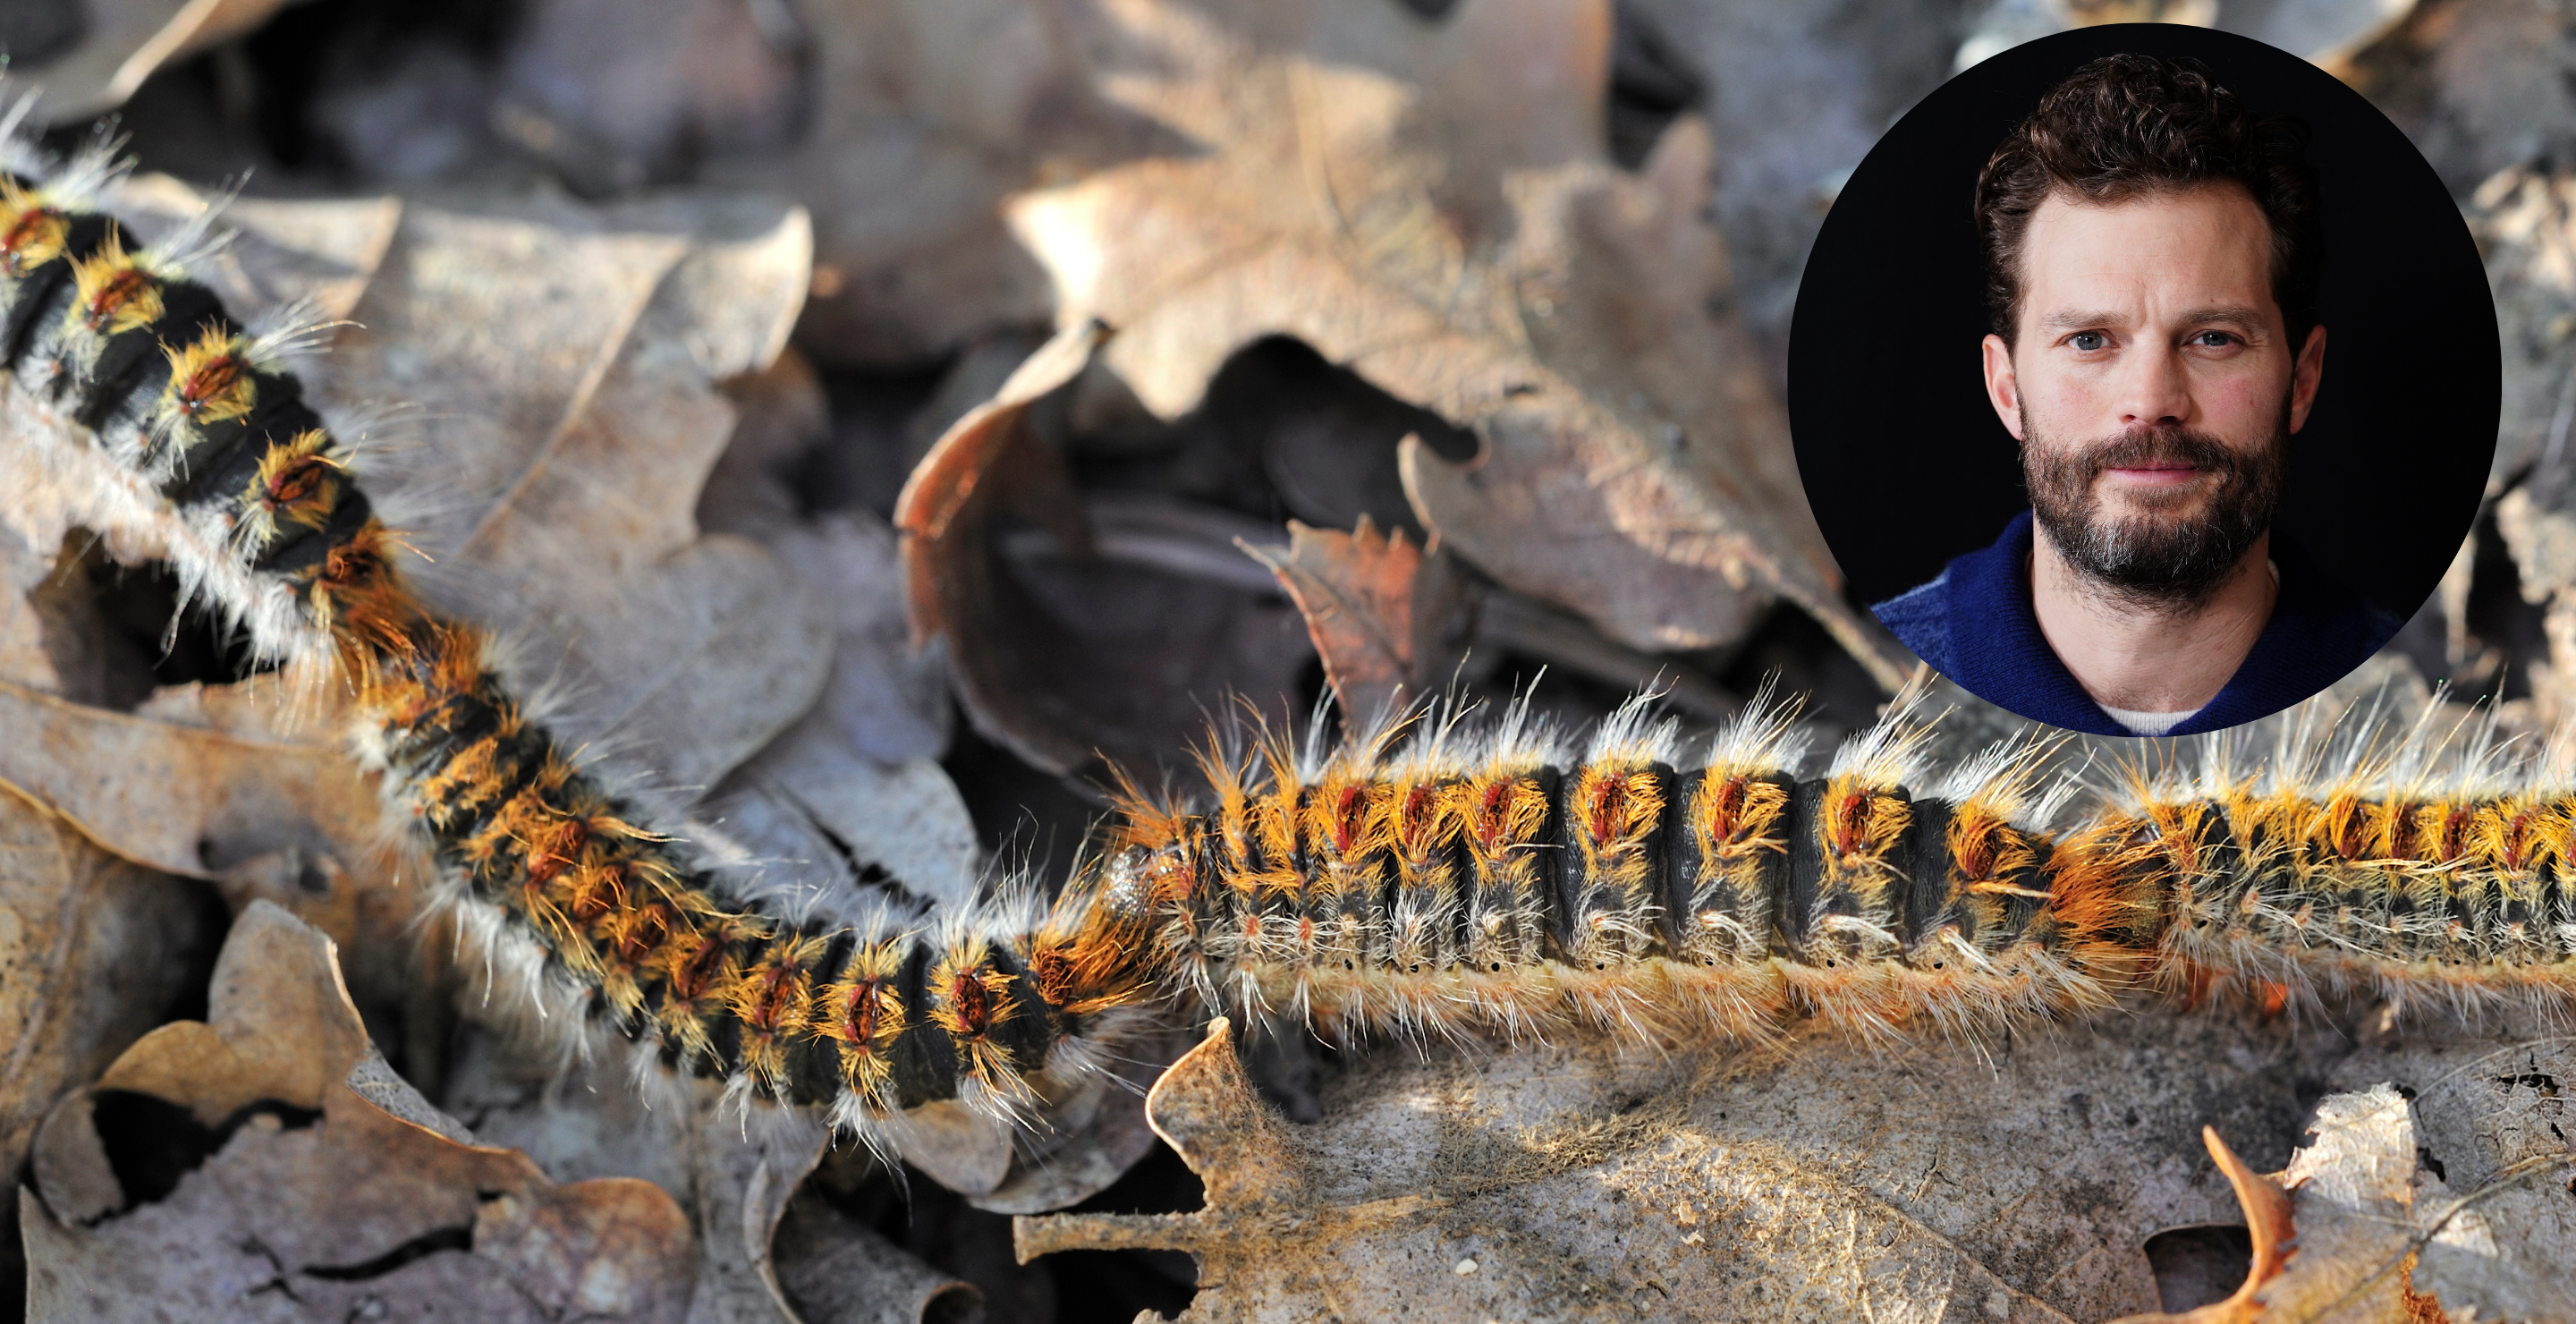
<box><xmin>1870</xmin><ymin>511</ymin><xmax>2403</xmax><ymax>736</ymax></box>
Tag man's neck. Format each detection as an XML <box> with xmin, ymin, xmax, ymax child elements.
<box><xmin>2028</xmin><ymin>529</ymin><xmax>2277</xmax><ymax>714</ymax></box>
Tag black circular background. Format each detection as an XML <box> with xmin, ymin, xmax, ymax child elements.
<box><xmin>1787</xmin><ymin>24</ymin><xmax>2497</xmax><ymax>620</ymax></box>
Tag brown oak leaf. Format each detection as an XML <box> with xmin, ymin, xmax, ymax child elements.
<box><xmin>1240</xmin><ymin>514</ymin><xmax>1474</xmax><ymax>725</ymax></box>
<box><xmin>1002</xmin><ymin>0</ymin><xmax>1911</xmax><ymax>686</ymax></box>
<box><xmin>1015</xmin><ymin>1007</ymin><xmax>2396</xmax><ymax>1322</ymax></box>
<box><xmin>21</xmin><ymin>902</ymin><xmax>697</xmax><ymax>1323</ymax></box>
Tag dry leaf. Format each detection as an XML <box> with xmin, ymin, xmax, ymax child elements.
<box><xmin>2115</xmin><ymin>1086</ymin><xmax>2447</xmax><ymax>1324</ymax></box>
<box><xmin>1019</xmin><ymin>1006</ymin><xmax>2386</xmax><ymax>1322</ymax></box>
<box><xmin>21</xmin><ymin>902</ymin><xmax>697</xmax><ymax>1323</ymax></box>
<box><xmin>696</xmin><ymin>0</ymin><xmax>1179</xmax><ymax>363</ymax></box>
<box><xmin>696</xmin><ymin>350</ymin><xmax>958</xmax><ymax>766</ymax></box>
<box><xmin>2404</xmin><ymin>1087</ymin><xmax>2576</xmax><ymax>1320</ymax></box>
<box><xmin>695</xmin><ymin>369</ymin><xmax>980</xmax><ymax>909</ymax></box>
<box><xmin>680</xmin><ymin>1096</ymin><xmax>834</xmax><ymax>1324</ymax></box>
<box><xmin>0</xmin><ymin>534</ymin><xmax>89</xmax><ymax>696</ymax></box>
<box><xmin>13</xmin><ymin>0</ymin><xmax>293</xmax><ymax>124</ymax></box>
<box><xmin>309</xmin><ymin>191</ymin><xmax>834</xmax><ymax>793</ymax></box>
<box><xmin>2328</xmin><ymin>1035</ymin><xmax>2576</xmax><ymax>1322</ymax></box>
<box><xmin>0</xmin><ymin>783</ymin><xmax>219</xmax><ymax>1313</ymax></box>
<box><xmin>900</xmin><ymin>318</ymin><xmax>1314</xmax><ymax>776</ymax></box>
<box><xmin>486</xmin><ymin>0</ymin><xmax>809</xmax><ymax>197</ymax></box>
<box><xmin>972</xmin><ymin>1018</ymin><xmax>1192</xmax><ymax>1218</ymax></box>
<box><xmin>1241</xmin><ymin>515</ymin><xmax>1474</xmax><ymax>723</ymax></box>
<box><xmin>2254</xmin><ymin>1086</ymin><xmax>2447</xmax><ymax>1324</ymax></box>
<box><xmin>2112</xmin><ymin>1065</ymin><xmax>2576</xmax><ymax>1324</ymax></box>
<box><xmin>758</xmin><ymin>511</ymin><xmax>954</xmax><ymax>768</ymax></box>
<box><xmin>770</xmin><ymin>1195</ymin><xmax>983</xmax><ymax>1324</ymax></box>
<box><xmin>705</xmin><ymin>716</ymin><xmax>983</xmax><ymax>917</ymax></box>
<box><xmin>2113</xmin><ymin>1128</ymin><xmax>2298</xmax><ymax>1324</ymax></box>
<box><xmin>898</xmin><ymin>318</ymin><xmax>1105</xmax><ymax>774</ymax></box>
<box><xmin>0</xmin><ymin>678</ymin><xmax>382</xmax><ymax>884</ymax></box>
<box><xmin>2473</xmin><ymin>167</ymin><xmax>2576</xmax><ymax>726</ymax></box>
<box><xmin>0</xmin><ymin>665</ymin><xmax>466</xmax><ymax>1090</ymax></box>
<box><xmin>0</xmin><ymin>672</ymin><xmax>448</xmax><ymax>999</ymax></box>
<box><xmin>2467</xmin><ymin>166</ymin><xmax>2576</xmax><ymax>497</ymax></box>
<box><xmin>1952</xmin><ymin>0</ymin><xmax>2418</xmax><ymax>73</ymax></box>
<box><xmin>2396</xmin><ymin>0</ymin><xmax>2576</xmax><ymax>197</ymax></box>
<box><xmin>438</xmin><ymin>1016</ymin><xmax>1000</xmax><ymax>1324</ymax></box>
<box><xmin>1004</xmin><ymin>0</ymin><xmax>1908</xmax><ymax>683</ymax></box>
<box><xmin>1618</xmin><ymin>1</ymin><xmax>1956</xmax><ymax>365</ymax></box>
<box><xmin>1470</xmin><ymin>587</ymin><xmax>1741</xmax><ymax>720</ymax></box>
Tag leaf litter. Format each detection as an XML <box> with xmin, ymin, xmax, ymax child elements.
<box><xmin>22</xmin><ymin>903</ymin><xmax>697</xmax><ymax>1323</ymax></box>
<box><xmin>6</xmin><ymin>1</ymin><xmax>2576</xmax><ymax>1321</ymax></box>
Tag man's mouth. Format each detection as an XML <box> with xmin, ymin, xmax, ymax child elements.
<box><xmin>2102</xmin><ymin>463</ymin><xmax>2204</xmax><ymax>488</ymax></box>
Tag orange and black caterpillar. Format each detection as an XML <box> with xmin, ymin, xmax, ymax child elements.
<box><xmin>0</xmin><ymin>130</ymin><xmax>1164</xmax><ymax>1152</ymax></box>
<box><xmin>6</xmin><ymin>129</ymin><xmax>2576</xmax><ymax>1174</ymax></box>
<box><xmin>1097</xmin><ymin>691</ymin><xmax>2576</xmax><ymax>1048</ymax></box>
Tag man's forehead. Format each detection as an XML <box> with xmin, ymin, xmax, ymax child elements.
<box><xmin>2025</xmin><ymin>179</ymin><xmax>2267</xmax><ymax>233</ymax></box>
<box><xmin>2019</xmin><ymin>182</ymin><xmax>2276</xmax><ymax>316</ymax></box>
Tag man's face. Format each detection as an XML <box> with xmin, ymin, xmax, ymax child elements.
<box><xmin>1981</xmin><ymin>182</ymin><xmax>2327</xmax><ymax>606</ymax></box>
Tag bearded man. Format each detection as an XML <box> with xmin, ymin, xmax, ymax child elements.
<box><xmin>1870</xmin><ymin>53</ymin><xmax>2401</xmax><ymax>737</ymax></box>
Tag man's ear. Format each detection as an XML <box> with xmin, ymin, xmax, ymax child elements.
<box><xmin>1981</xmin><ymin>333</ymin><xmax>2024</xmax><ymax>440</ymax></box>
<box><xmin>2287</xmin><ymin>323</ymin><xmax>2327</xmax><ymax>435</ymax></box>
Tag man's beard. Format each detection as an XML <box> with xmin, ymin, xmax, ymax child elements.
<box><xmin>2021</xmin><ymin>407</ymin><xmax>2288</xmax><ymax>611</ymax></box>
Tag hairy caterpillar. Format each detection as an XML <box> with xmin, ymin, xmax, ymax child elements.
<box><xmin>4</xmin><ymin>121</ymin><xmax>2575</xmax><ymax>1176</ymax></box>
<box><xmin>0</xmin><ymin>121</ymin><xmax>1163</xmax><ymax>1152</ymax></box>
<box><xmin>1097</xmin><ymin>684</ymin><xmax>2576</xmax><ymax>1048</ymax></box>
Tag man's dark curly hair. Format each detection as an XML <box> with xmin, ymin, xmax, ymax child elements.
<box><xmin>1974</xmin><ymin>54</ymin><xmax>2319</xmax><ymax>346</ymax></box>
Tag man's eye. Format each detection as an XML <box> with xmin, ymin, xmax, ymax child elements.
<box><xmin>2191</xmin><ymin>330</ymin><xmax>2237</xmax><ymax>347</ymax></box>
<box><xmin>2070</xmin><ymin>331</ymin><xmax>2107</xmax><ymax>352</ymax></box>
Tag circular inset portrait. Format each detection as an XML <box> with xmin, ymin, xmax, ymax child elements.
<box><xmin>1789</xmin><ymin>26</ymin><xmax>2496</xmax><ymax>738</ymax></box>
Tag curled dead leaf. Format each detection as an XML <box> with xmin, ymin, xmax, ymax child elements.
<box><xmin>2114</xmin><ymin>1075</ymin><xmax>2576</xmax><ymax>1324</ymax></box>
<box><xmin>0</xmin><ymin>783</ymin><xmax>220</xmax><ymax>1312</ymax></box>
<box><xmin>771</xmin><ymin>1194</ymin><xmax>984</xmax><ymax>1324</ymax></box>
<box><xmin>2108</xmin><ymin>1129</ymin><xmax>2296</xmax><ymax>1324</ymax></box>
<box><xmin>899</xmin><ymin>319</ymin><xmax>1313</xmax><ymax>777</ymax></box>
<box><xmin>22</xmin><ymin>902</ymin><xmax>697</xmax><ymax>1322</ymax></box>
<box><xmin>13</xmin><ymin>0</ymin><xmax>292</xmax><ymax>124</ymax></box>
<box><xmin>897</xmin><ymin>318</ymin><xmax>1106</xmax><ymax>775</ymax></box>
<box><xmin>1240</xmin><ymin>515</ymin><xmax>1475</xmax><ymax>724</ymax></box>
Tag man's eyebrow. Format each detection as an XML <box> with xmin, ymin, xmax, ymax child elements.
<box><xmin>2035</xmin><ymin>309</ymin><xmax>2127</xmax><ymax>331</ymax></box>
<box><xmin>2033</xmin><ymin>306</ymin><xmax>2268</xmax><ymax>332</ymax></box>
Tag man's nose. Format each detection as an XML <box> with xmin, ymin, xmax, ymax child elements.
<box><xmin>2114</xmin><ymin>346</ymin><xmax>2191</xmax><ymax>429</ymax></box>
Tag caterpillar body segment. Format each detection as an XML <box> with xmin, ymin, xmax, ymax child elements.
<box><xmin>2111</xmin><ymin>777</ymin><xmax>2576</xmax><ymax>1023</ymax></box>
<box><xmin>1096</xmin><ymin>697</ymin><xmax>2151</xmax><ymax>1050</ymax></box>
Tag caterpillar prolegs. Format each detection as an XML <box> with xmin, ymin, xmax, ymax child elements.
<box><xmin>5</xmin><ymin>127</ymin><xmax>2576</xmax><ymax>1172</ymax></box>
